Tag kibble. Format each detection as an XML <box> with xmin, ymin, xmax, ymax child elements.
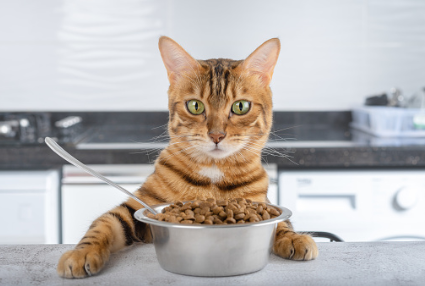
<box><xmin>147</xmin><ymin>198</ymin><xmax>281</xmax><ymax>225</ymax></box>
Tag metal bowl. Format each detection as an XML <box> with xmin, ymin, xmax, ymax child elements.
<box><xmin>134</xmin><ymin>202</ymin><xmax>292</xmax><ymax>277</ymax></box>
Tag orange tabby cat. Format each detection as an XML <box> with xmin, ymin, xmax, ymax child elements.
<box><xmin>57</xmin><ymin>36</ymin><xmax>318</xmax><ymax>278</ymax></box>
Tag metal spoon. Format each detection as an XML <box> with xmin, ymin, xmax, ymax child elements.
<box><xmin>45</xmin><ymin>137</ymin><xmax>157</xmax><ymax>215</ymax></box>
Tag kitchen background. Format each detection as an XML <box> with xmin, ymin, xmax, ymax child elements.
<box><xmin>2</xmin><ymin>0</ymin><xmax>425</xmax><ymax>111</ymax></box>
<box><xmin>1</xmin><ymin>0</ymin><xmax>425</xmax><ymax>244</ymax></box>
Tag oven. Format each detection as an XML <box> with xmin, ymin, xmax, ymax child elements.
<box><xmin>279</xmin><ymin>169</ymin><xmax>425</xmax><ymax>242</ymax></box>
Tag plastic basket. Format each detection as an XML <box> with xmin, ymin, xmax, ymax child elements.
<box><xmin>351</xmin><ymin>107</ymin><xmax>425</xmax><ymax>137</ymax></box>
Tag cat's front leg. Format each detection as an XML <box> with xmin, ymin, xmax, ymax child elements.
<box><xmin>57</xmin><ymin>200</ymin><xmax>150</xmax><ymax>278</ymax></box>
<box><xmin>273</xmin><ymin>220</ymin><xmax>318</xmax><ymax>261</ymax></box>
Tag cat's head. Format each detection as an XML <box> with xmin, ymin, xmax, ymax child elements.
<box><xmin>158</xmin><ymin>36</ymin><xmax>280</xmax><ymax>163</ymax></box>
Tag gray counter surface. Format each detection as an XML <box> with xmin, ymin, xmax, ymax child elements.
<box><xmin>1</xmin><ymin>242</ymin><xmax>424</xmax><ymax>285</ymax></box>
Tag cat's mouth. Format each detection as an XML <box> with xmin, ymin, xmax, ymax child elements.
<box><xmin>208</xmin><ymin>148</ymin><xmax>228</xmax><ymax>159</ymax></box>
<box><xmin>194</xmin><ymin>140</ymin><xmax>242</xmax><ymax>160</ymax></box>
<box><xmin>204</xmin><ymin>144</ymin><xmax>237</xmax><ymax>159</ymax></box>
<box><xmin>211</xmin><ymin>146</ymin><xmax>224</xmax><ymax>152</ymax></box>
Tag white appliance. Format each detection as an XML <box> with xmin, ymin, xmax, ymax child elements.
<box><xmin>0</xmin><ymin>170</ymin><xmax>60</xmax><ymax>244</ymax></box>
<box><xmin>279</xmin><ymin>170</ymin><xmax>425</xmax><ymax>242</ymax></box>
<box><xmin>61</xmin><ymin>164</ymin><xmax>153</xmax><ymax>244</ymax></box>
<box><xmin>62</xmin><ymin>164</ymin><xmax>278</xmax><ymax>244</ymax></box>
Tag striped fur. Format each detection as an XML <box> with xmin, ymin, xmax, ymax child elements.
<box><xmin>57</xmin><ymin>37</ymin><xmax>318</xmax><ymax>279</ymax></box>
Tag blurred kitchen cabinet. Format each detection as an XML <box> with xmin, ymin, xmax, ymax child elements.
<box><xmin>0</xmin><ymin>170</ymin><xmax>60</xmax><ymax>244</ymax></box>
<box><xmin>61</xmin><ymin>165</ymin><xmax>153</xmax><ymax>244</ymax></box>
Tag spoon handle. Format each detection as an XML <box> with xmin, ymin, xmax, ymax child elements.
<box><xmin>45</xmin><ymin>137</ymin><xmax>157</xmax><ymax>215</ymax></box>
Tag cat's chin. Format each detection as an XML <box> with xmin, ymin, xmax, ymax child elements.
<box><xmin>206</xmin><ymin>148</ymin><xmax>232</xmax><ymax>159</ymax></box>
<box><xmin>194</xmin><ymin>143</ymin><xmax>242</xmax><ymax>160</ymax></box>
<box><xmin>203</xmin><ymin>144</ymin><xmax>245</xmax><ymax>160</ymax></box>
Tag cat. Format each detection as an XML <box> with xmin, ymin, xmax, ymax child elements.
<box><xmin>57</xmin><ymin>36</ymin><xmax>318</xmax><ymax>278</ymax></box>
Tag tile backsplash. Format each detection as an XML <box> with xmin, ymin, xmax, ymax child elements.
<box><xmin>1</xmin><ymin>0</ymin><xmax>425</xmax><ymax>111</ymax></box>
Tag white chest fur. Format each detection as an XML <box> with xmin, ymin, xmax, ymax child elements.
<box><xmin>198</xmin><ymin>165</ymin><xmax>224</xmax><ymax>183</ymax></box>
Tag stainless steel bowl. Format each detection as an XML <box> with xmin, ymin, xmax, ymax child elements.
<box><xmin>134</xmin><ymin>202</ymin><xmax>292</xmax><ymax>277</ymax></box>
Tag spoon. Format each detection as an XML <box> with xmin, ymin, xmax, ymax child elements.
<box><xmin>45</xmin><ymin>137</ymin><xmax>157</xmax><ymax>215</ymax></box>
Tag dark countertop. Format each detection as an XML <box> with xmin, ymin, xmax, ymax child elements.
<box><xmin>2</xmin><ymin>111</ymin><xmax>425</xmax><ymax>170</ymax></box>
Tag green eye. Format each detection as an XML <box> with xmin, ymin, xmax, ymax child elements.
<box><xmin>232</xmin><ymin>100</ymin><xmax>250</xmax><ymax>115</ymax></box>
<box><xmin>187</xmin><ymin>100</ymin><xmax>205</xmax><ymax>115</ymax></box>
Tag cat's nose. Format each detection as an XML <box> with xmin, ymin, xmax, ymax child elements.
<box><xmin>209</xmin><ymin>132</ymin><xmax>226</xmax><ymax>144</ymax></box>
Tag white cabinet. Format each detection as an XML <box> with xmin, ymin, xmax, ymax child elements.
<box><xmin>61</xmin><ymin>165</ymin><xmax>153</xmax><ymax>244</ymax></box>
<box><xmin>62</xmin><ymin>183</ymin><xmax>142</xmax><ymax>244</ymax></box>
<box><xmin>0</xmin><ymin>170</ymin><xmax>60</xmax><ymax>244</ymax></box>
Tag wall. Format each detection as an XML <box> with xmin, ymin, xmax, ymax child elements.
<box><xmin>1</xmin><ymin>0</ymin><xmax>425</xmax><ymax>111</ymax></box>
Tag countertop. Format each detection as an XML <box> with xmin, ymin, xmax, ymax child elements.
<box><xmin>3</xmin><ymin>111</ymin><xmax>425</xmax><ymax>170</ymax></box>
<box><xmin>1</xmin><ymin>242</ymin><xmax>424</xmax><ymax>285</ymax></box>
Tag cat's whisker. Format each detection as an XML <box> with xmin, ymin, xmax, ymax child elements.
<box><xmin>241</xmin><ymin>147</ymin><xmax>268</xmax><ymax>165</ymax></box>
<box><xmin>233</xmin><ymin>132</ymin><xmax>297</xmax><ymax>143</ymax></box>
<box><xmin>241</xmin><ymin>141</ymin><xmax>295</xmax><ymax>160</ymax></box>
<box><xmin>241</xmin><ymin>147</ymin><xmax>263</xmax><ymax>159</ymax></box>
<box><xmin>144</xmin><ymin>149</ymin><xmax>163</xmax><ymax>156</ymax></box>
<box><xmin>151</xmin><ymin>123</ymin><xmax>169</xmax><ymax>130</ymax></box>
<box><xmin>242</xmin><ymin>145</ymin><xmax>263</xmax><ymax>154</ymax></box>
<box><xmin>268</xmin><ymin>136</ymin><xmax>297</xmax><ymax>141</ymax></box>
<box><xmin>131</xmin><ymin>138</ymin><xmax>202</xmax><ymax>158</ymax></box>
<box><xmin>248</xmin><ymin>143</ymin><xmax>294</xmax><ymax>157</ymax></box>
<box><xmin>148</xmin><ymin>133</ymin><xmax>170</xmax><ymax>141</ymax></box>
<box><xmin>263</xmin><ymin>152</ymin><xmax>270</xmax><ymax>166</ymax></box>
<box><xmin>149</xmin><ymin>139</ymin><xmax>199</xmax><ymax>152</ymax></box>
<box><xmin>149</xmin><ymin>136</ymin><xmax>184</xmax><ymax>142</ymax></box>
<box><xmin>250</xmin><ymin>141</ymin><xmax>296</xmax><ymax>154</ymax></box>
<box><xmin>149</xmin><ymin>134</ymin><xmax>198</xmax><ymax>143</ymax></box>
<box><xmin>153</xmin><ymin>135</ymin><xmax>190</xmax><ymax>141</ymax></box>
<box><xmin>150</xmin><ymin>130</ymin><xmax>169</xmax><ymax>137</ymax></box>
<box><xmin>144</xmin><ymin>142</ymin><xmax>184</xmax><ymax>155</ymax></box>
<box><xmin>243</xmin><ymin>147</ymin><xmax>294</xmax><ymax>162</ymax></box>
<box><xmin>129</xmin><ymin>149</ymin><xmax>162</xmax><ymax>160</ymax></box>
<box><xmin>160</xmin><ymin>145</ymin><xmax>198</xmax><ymax>164</ymax></box>
<box><xmin>169</xmin><ymin>139</ymin><xmax>201</xmax><ymax>145</ymax></box>
<box><xmin>269</xmin><ymin>130</ymin><xmax>296</xmax><ymax>137</ymax></box>
<box><xmin>270</xmin><ymin>125</ymin><xmax>301</xmax><ymax>133</ymax></box>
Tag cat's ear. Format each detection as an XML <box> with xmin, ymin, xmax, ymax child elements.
<box><xmin>240</xmin><ymin>38</ymin><xmax>281</xmax><ymax>86</ymax></box>
<box><xmin>158</xmin><ymin>36</ymin><xmax>202</xmax><ymax>85</ymax></box>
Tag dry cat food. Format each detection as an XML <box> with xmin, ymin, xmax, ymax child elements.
<box><xmin>146</xmin><ymin>198</ymin><xmax>281</xmax><ymax>225</ymax></box>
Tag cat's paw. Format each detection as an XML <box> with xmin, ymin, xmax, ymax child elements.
<box><xmin>274</xmin><ymin>233</ymin><xmax>318</xmax><ymax>261</ymax></box>
<box><xmin>57</xmin><ymin>247</ymin><xmax>110</xmax><ymax>278</ymax></box>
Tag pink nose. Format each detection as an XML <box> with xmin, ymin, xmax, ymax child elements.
<box><xmin>209</xmin><ymin>132</ymin><xmax>226</xmax><ymax>144</ymax></box>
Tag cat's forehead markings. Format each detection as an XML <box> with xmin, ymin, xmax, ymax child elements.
<box><xmin>200</xmin><ymin>59</ymin><xmax>240</xmax><ymax>109</ymax></box>
<box><xmin>186</xmin><ymin>85</ymin><xmax>195</xmax><ymax>95</ymax></box>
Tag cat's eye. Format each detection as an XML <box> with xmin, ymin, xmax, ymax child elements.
<box><xmin>187</xmin><ymin>100</ymin><xmax>205</xmax><ymax>115</ymax></box>
<box><xmin>232</xmin><ymin>100</ymin><xmax>250</xmax><ymax>115</ymax></box>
